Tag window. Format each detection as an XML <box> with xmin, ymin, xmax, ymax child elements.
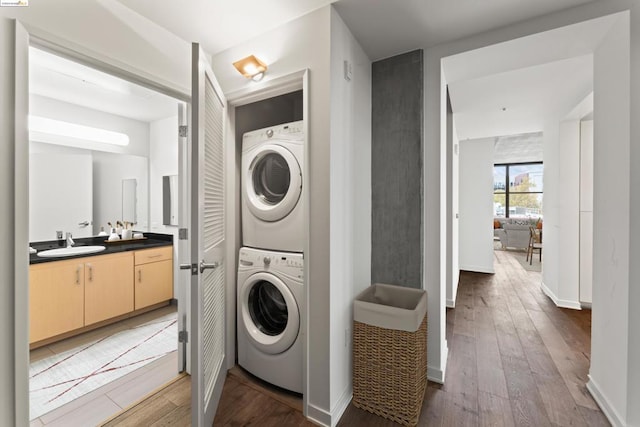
<box><xmin>493</xmin><ymin>162</ymin><xmax>543</xmax><ymax>218</ymax></box>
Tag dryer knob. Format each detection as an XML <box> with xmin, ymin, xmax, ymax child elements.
<box><xmin>263</xmin><ymin>256</ymin><xmax>271</xmax><ymax>265</ymax></box>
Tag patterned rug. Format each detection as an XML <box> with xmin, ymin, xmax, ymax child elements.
<box><xmin>29</xmin><ymin>315</ymin><xmax>177</xmax><ymax>420</ymax></box>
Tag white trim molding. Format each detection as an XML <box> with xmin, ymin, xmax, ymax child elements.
<box><xmin>586</xmin><ymin>376</ymin><xmax>625</xmax><ymax>427</ymax></box>
<box><xmin>306</xmin><ymin>403</ymin><xmax>331</xmax><ymax>427</ymax></box>
<box><xmin>428</xmin><ymin>342</ymin><xmax>448</xmax><ymax>384</ymax></box>
<box><xmin>459</xmin><ymin>265</ymin><xmax>495</xmax><ymax>274</ymax></box>
<box><xmin>446</xmin><ymin>299</ymin><xmax>456</xmax><ymax>308</ymax></box>
<box><xmin>331</xmin><ymin>388</ymin><xmax>353</xmax><ymax>426</ymax></box>
<box><xmin>540</xmin><ymin>282</ymin><xmax>582</xmax><ymax>310</ymax></box>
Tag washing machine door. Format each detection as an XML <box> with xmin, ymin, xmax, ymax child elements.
<box><xmin>245</xmin><ymin>144</ymin><xmax>302</xmax><ymax>222</ymax></box>
<box><xmin>240</xmin><ymin>272</ymin><xmax>300</xmax><ymax>355</ymax></box>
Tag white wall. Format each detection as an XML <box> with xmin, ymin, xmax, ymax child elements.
<box><xmin>589</xmin><ymin>13</ymin><xmax>631</xmax><ymax>425</ymax></box>
<box><xmin>458</xmin><ymin>138</ymin><xmax>494</xmax><ymax>274</ymax></box>
<box><xmin>328</xmin><ymin>7</ymin><xmax>371</xmax><ymax>424</ymax></box>
<box><xmin>579</xmin><ymin>120</ymin><xmax>593</xmax><ymax>304</ymax></box>
<box><xmin>211</xmin><ymin>7</ymin><xmax>334</xmax><ymax>424</ymax></box>
<box><xmin>149</xmin><ymin>115</ymin><xmax>180</xmax><ymax>297</ymax></box>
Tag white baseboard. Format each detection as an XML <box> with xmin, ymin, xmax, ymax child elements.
<box><xmin>581</xmin><ymin>302</ymin><xmax>592</xmax><ymax>309</ymax></box>
<box><xmin>459</xmin><ymin>265</ymin><xmax>495</xmax><ymax>274</ymax></box>
<box><xmin>307</xmin><ymin>403</ymin><xmax>331</xmax><ymax>427</ymax></box>
<box><xmin>427</xmin><ymin>342</ymin><xmax>448</xmax><ymax>384</ymax></box>
<box><xmin>586</xmin><ymin>376</ymin><xmax>625</xmax><ymax>427</ymax></box>
<box><xmin>446</xmin><ymin>298</ymin><xmax>455</xmax><ymax>308</ymax></box>
<box><xmin>331</xmin><ymin>387</ymin><xmax>352</xmax><ymax>426</ymax></box>
<box><xmin>540</xmin><ymin>282</ymin><xmax>582</xmax><ymax>310</ymax></box>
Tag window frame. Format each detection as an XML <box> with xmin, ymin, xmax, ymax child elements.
<box><xmin>493</xmin><ymin>161</ymin><xmax>543</xmax><ymax>218</ymax></box>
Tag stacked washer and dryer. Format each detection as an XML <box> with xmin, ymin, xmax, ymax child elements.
<box><xmin>237</xmin><ymin>120</ymin><xmax>305</xmax><ymax>393</ymax></box>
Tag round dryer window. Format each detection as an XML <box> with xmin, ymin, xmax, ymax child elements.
<box><xmin>245</xmin><ymin>144</ymin><xmax>302</xmax><ymax>222</ymax></box>
<box><xmin>240</xmin><ymin>272</ymin><xmax>300</xmax><ymax>355</ymax></box>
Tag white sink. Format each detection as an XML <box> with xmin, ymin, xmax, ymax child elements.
<box><xmin>37</xmin><ymin>245</ymin><xmax>106</xmax><ymax>258</ymax></box>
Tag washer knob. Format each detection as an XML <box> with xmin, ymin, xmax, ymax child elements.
<box><xmin>263</xmin><ymin>256</ymin><xmax>271</xmax><ymax>265</ymax></box>
<box><xmin>266</xmin><ymin>129</ymin><xmax>274</xmax><ymax>138</ymax></box>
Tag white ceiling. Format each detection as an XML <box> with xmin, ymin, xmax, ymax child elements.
<box><xmin>333</xmin><ymin>0</ymin><xmax>599</xmax><ymax>60</ymax></box>
<box><xmin>444</xmin><ymin>12</ymin><xmax>619</xmax><ymax>140</ymax></box>
<box><xmin>30</xmin><ymin>47</ymin><xmax>180</xmax><ymax>123</ymax></box>
<box><xmin>115</xmin><ymin>0</ymin><xmax>336</xmax><ymax>57</ymax></box>
<box><xmin>449</xmin><ymin>55</ymin><xmax>593</xmax><ymax>140</ymax></box>
<box><xmin>113</xmin><ymin>0</ymin><xmax>600</xmax><ymax>61</ymax></box>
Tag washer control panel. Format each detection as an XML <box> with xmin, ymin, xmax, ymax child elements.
<box><xmin>239</xmin><ymin>248</ymin><xmax>304</xmax><ymax>280</ymax></box>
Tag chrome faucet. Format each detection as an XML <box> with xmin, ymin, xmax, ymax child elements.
<box><xmin>66</xmin><ymin>232</ymin><xmax>75</xmax><ymax>248</ymax></box>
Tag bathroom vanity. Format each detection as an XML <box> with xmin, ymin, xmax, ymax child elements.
<box><xmin>29</xmin><ymin>233</ymin><xmax>173</xmax><ymax>347</ymax></box>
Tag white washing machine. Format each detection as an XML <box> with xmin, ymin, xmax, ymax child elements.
<box><xmin>237</xmin><ymin>247</ymin><xmax>303</xmax><ymax>393</ymax></box>
<box><xmin>241</xmin><ymin>121</ymin><xmax>304</xmax><ymax>252</ymax></box>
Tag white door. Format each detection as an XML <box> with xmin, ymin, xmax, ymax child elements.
<box><xmin>190</xmin><ymin>43</ymin><xmax>227</xmax><ymax>426</ymax></box>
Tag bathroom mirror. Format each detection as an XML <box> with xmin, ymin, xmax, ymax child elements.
<box><xmin>163</xmin><ymin>175</ymin><xmax>179</xmax><ymax>226</ymax></box>
<box><xmin>122</xmin><ymin>178</ymin><xmax>137</xmax><ymax>223</ymax></box>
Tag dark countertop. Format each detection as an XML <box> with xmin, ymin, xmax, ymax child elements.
<box><xmin>29</xmin><ymin>232</ymin><xmax>173</xmax><ymax>265</ymax></box>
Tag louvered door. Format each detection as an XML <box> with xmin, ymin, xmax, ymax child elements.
<box><xmin>190</xmin><ymin>43</ymin><xmax>227</xmax><ymax>426</ymax></box>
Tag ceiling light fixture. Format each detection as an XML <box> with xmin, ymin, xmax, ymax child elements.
<box><xmin>233</xmin><ymin>55</ymin><xmax>268</xmax><ymax>82</ymax></box>
<box><xmin>29</xmin><ymin>116</ymin><xmax>130</xmax><ymax>146</ymax></box>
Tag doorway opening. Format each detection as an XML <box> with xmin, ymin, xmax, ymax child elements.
<box><xmin>27</xmin><ymin>45</ymin><xmax>187</xmax><ymax>425</ymax></box>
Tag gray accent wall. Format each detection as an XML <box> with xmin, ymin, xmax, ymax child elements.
<box><xmin>371</xmin><ymin>50</ymin><xmax>424</xmax><ymax>288</ymax></box>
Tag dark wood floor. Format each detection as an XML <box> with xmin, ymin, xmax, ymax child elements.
<box><xmin>105</xmin><ymin>249</ymin><xmax>609</xmax><ymax>426</ymax></box>
<box><xmin>339</xmin><ymin>249</ymin><xmax>608</xmax><ymax>426</ymax></box>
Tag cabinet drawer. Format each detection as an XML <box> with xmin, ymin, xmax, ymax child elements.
<box><xmin>135</xmin><ymin>246</ymin><xmax>172</xmax><ymax>265</ymax></box>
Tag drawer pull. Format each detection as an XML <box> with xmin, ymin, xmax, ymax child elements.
<box><xmin>147</xmin><ymin>254</ymin><xmax>162</xmax><ymax>258</ymax></box>
<box><xmin>87</xmin><ymin>264</ymin><xmax>93</xmax><ymax>282</ymax></box>
<box><xmin>76</xmin><ymin>265</ymin><xmax>81</xmax><ymax>285</ymax></box>
<box><xmin>138</xmin><ymin>269</ymin><xmax>142</xmax><ymax>282</ymax></box>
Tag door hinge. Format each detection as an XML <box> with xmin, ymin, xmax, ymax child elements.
<box><xmin>178</xmin><ymin>330</ymin><xmax>188</xmax><ymax>343</ymax></box>
<box><xmin>179</xmin><ymin>228</ymin><xmax>188</xmax><ymax>240</ymax></box>
<box><xmin>179</xmin><ymin>125</ymin><xmax>188</xmax><ymax>138</ymax></box>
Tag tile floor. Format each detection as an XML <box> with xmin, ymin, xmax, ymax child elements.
<box><xmin>29</xmin><ymin>305</ymin><xmax>180</xmax><ymax>427</ymax></box>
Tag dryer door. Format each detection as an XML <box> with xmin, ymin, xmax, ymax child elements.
<box><xmin>244</xmin><ymin>144</ymin><xmax>302</xmax><ymax>222</ymax></box>
<box><xmin>240</xmin><ymin>272</ymin><xmax>300</xmax><ymax>355</ymax></box>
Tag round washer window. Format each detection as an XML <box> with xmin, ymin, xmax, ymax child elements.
<box><xmin>248</xmin><ymin>280</ymin><xmax>288</xmax><ymax>336</ymax></box>
<box><xmin>252</xmin><ymin>153</ymin><xmax>291</xmax><ymax>205</ymax></box>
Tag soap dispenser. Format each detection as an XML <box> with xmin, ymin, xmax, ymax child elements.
<box><xmin>108</xmin><ymin>227</ymin><xmax>120</xmax><ymax>241</ymax></box>
<box><xmin>98</xmin><ymin>226</ymin><xmax>108</xmax><ymax>237</ymax></box>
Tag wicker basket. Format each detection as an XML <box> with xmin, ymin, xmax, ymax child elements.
<box><xmin>352</xmin><ymin>284</ymin><xmax>428</xmax><ymax>427</ymax></box>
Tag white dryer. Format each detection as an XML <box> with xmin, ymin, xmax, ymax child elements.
<box><xmin>241</xmin><ymin>121</ymin><xmax>304</xmax><ymax>252</ymax></box>
<box><xmin>237</xmin><ymin>247</ymin><xmax>303</xmax><ymax>393</ymax></box>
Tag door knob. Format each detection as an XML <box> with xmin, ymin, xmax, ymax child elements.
<box><xmin>200</xmin><ymin>260</ymin><xmax>219</xmax><ymax>273</ymax></box>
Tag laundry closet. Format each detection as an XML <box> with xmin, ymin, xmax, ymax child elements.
<box><xmin>233</xmin><ymin>90</ymin><xmax>306</xmax><ymax>394</ymax></box>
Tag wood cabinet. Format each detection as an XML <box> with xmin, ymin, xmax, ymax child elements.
<box><xmin>30</xmin><ymin>259</ymin><xmax>85</xmax><ymax>343</ymax></box>
<box><xmin>84</xmin><ymin>252</ymin><xmax>134</xmax><ymax>325</ymax></box>
<box><xmin>29</xmin><ymin>245</ymin><xmax>172</xmax><ymax>345</ymax></box>
<box><xmin>134</xmin><ymin>246</ymin><xmax>173</xmax><ymax>310</ymax></box>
